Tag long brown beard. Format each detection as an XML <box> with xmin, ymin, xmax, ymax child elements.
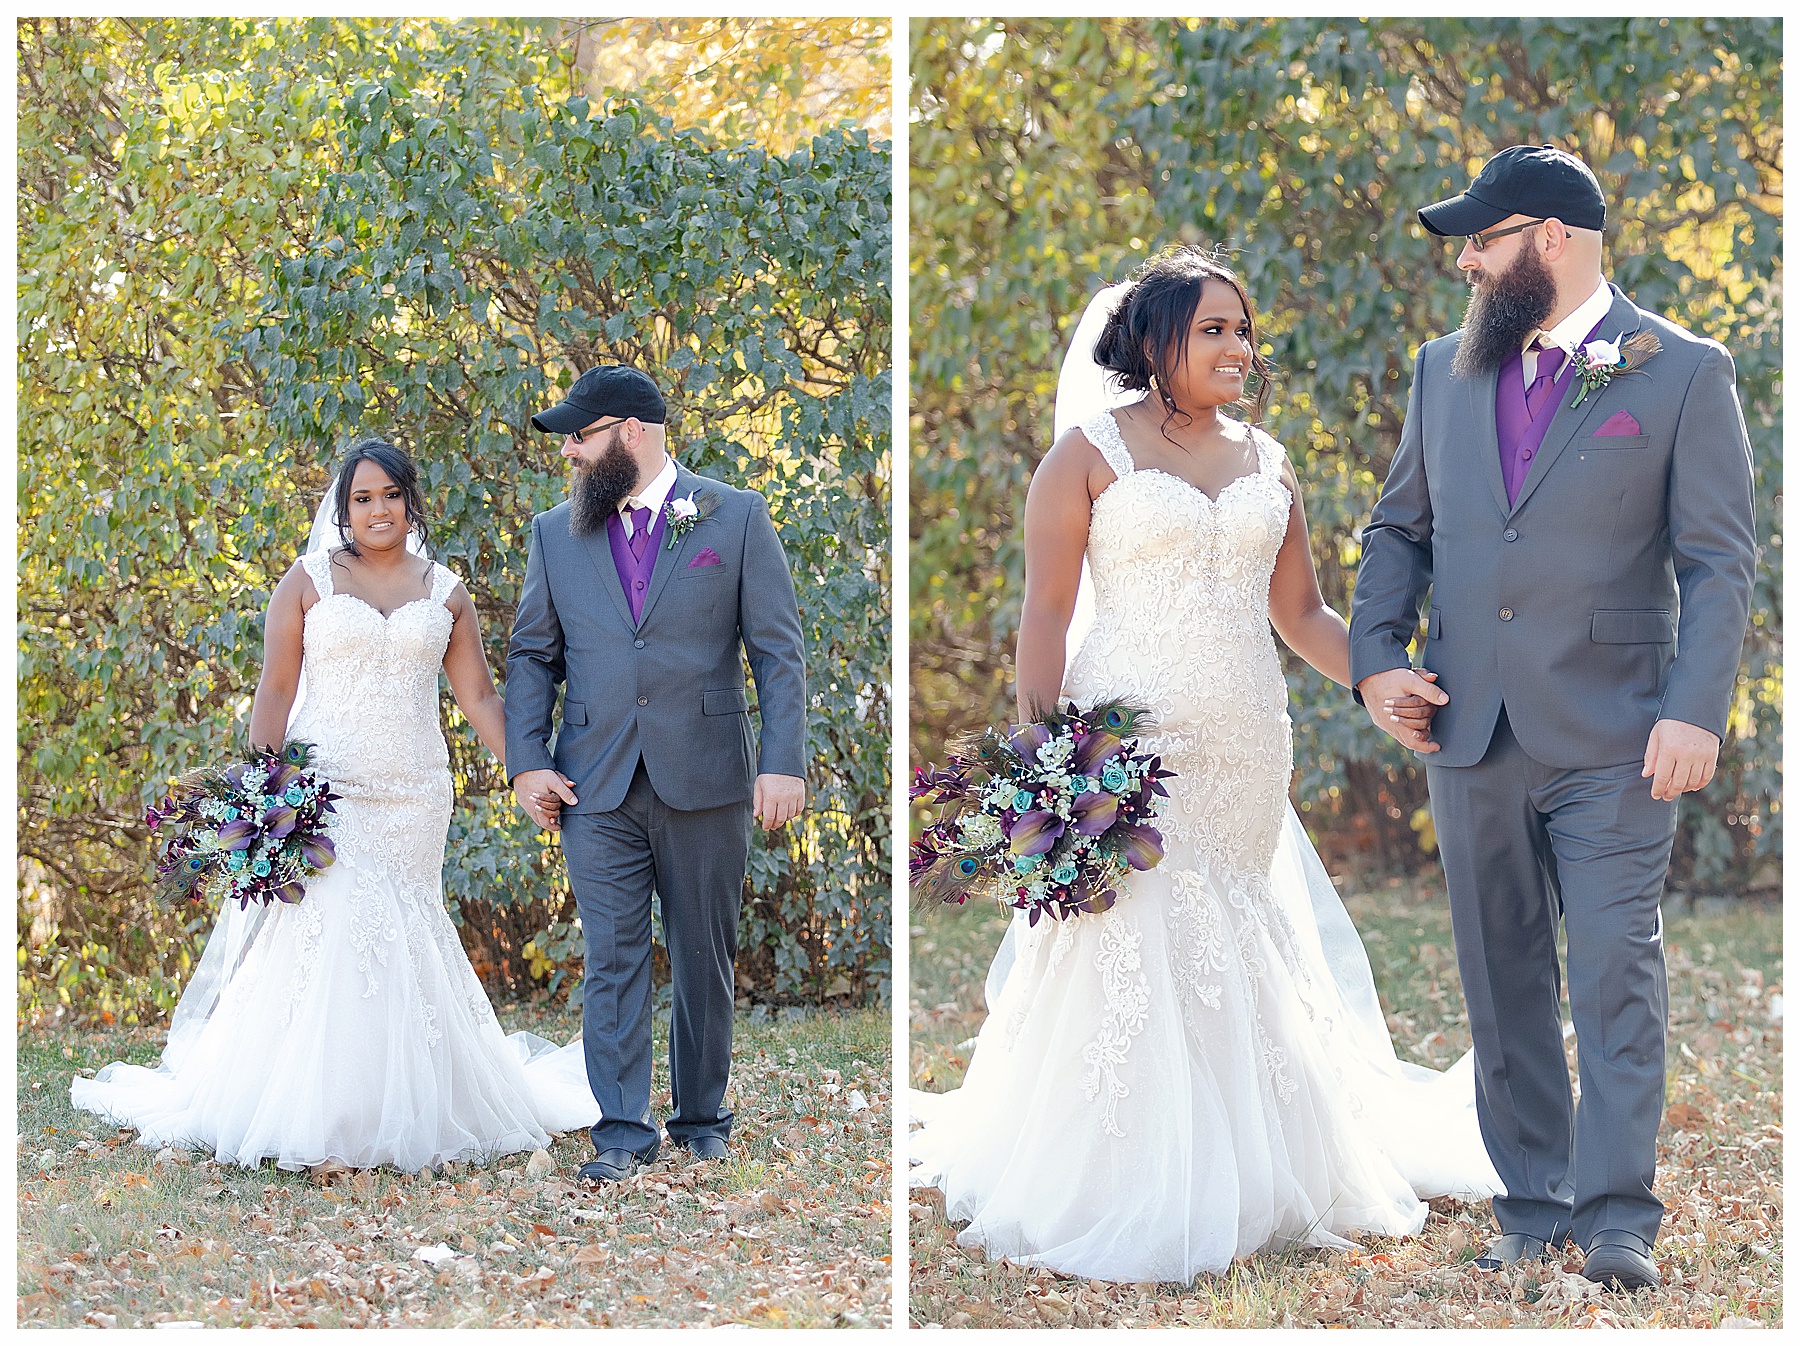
<box><xmin>568</xmin><ymin>434</ymin><xmax>639</xmax><ymax>537</ymax></box>
<box><xmin>1450</xmin><ymin>240</ymin><xmax>1559</xmax><ymax>379</ymax></box>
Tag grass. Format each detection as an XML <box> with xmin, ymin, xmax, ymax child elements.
<box><xmin>19</xmin><ymin>1002</ymin><xmax>891</xmax><ymax>1328</ymax></box>
<box><xmin>909</xmin><ymin>874</ymin><xmax>1781</xmax><ymax>1328</ymax></box>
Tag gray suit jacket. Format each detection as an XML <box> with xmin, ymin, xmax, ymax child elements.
<box><xmin>1349</xmin><ymin>284</ymin><xmax>1757</xmax><ymax>769</ymax></box>
<box><xmin>504</xmin><ymin>464</ymin><xmax>808</xmax><ymax>813</ymax></box>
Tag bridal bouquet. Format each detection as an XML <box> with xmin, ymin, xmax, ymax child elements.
<box><xmin>910</xmin><ymin>700</ymin><xmax>1174</xmax><ymax>923</ymax></box>
<box><xmin>146</xmin><ymin>741</ymin><xmax>340</xmax><ymax>909</ymax></box>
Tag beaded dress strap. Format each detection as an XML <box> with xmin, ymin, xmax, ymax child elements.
<box><xmin>299</xmin><ymin>549</ymin><xmax>334</xmax><ymax>597</ymax></box>
<box><xmin>429</xmin><ymin>562</ymin><xmax>460</xmax><ymax>607</ymax></box>
<box><xmin>1082</xmin><ymin>409</ymin><xmax>1136</xmax><ymax>479</ymax></box>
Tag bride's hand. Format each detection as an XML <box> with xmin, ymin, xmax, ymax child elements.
<box><xmin>514</xmin><ymin>769</ymin><xmax>578</xmax><ymax>831</ymax></box>
<box><xmin>1357</xmin><ymin>667</ymin><xmax>1447</xmax><ymax>752</ymax></box>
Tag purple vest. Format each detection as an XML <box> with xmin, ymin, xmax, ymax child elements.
<box><xmin>606</xmin><ymin>507</ymin><xmax>668</xmax><ymax>625</ymax></box>
<box><xmin>1494</xmin><ymin>319</ymin><xmax>1605</xmax><ymax>505</ymax></box>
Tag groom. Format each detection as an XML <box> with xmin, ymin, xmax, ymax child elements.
<box><xmin>1349</xmin><ymin>146</ymin><xmax>1756</xmax><ymax>1289</ymax></box>
<box><xmin>506</xmin><ymin>363</ymin><xmax>808</xmax><ymax>1182</ymax></box>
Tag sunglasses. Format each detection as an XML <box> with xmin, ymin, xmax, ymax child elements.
<box><xmin>1466</xmin><ymin>219</ymin><xmax>1546</xmax><ymax>252</ymax></box>
<box><xmin>569</xmin><ymin>416</ymin><xmax>625</xmax><ymax>444</ymax></box>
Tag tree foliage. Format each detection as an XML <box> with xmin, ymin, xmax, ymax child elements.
<box><xmin>19</xmin><ymin>16</ymin><xmax>891</xmax><ymax>1023</ymax></box>
<box><xmin>559</xmin><ymin>18</ymin><xmax>891</xmax><ymax>154</ymax></box>
<box><xmin>910</xmin><ymin>17</ymin><xmax>1779</xmax><ymax>888</ymax></box>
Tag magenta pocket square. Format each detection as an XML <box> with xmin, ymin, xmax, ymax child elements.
<box><xmin>1593</xmin><ymin>410</ymin><xmax>1642</xmax><ymax>436</ymax></box>
<box><xmin>686</xmin><ymin>547</ymin><xmax>723</xmax><ymax>569</ymax></box>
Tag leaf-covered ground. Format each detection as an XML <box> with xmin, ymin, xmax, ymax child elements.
<box><xmin>19</xmin><ymin>1003</ymin><xmax>890</xmax><ymax>1328</ymax></box>
<box><xmin>909</xmin><ymin>879</ymin><xmax>1781</xmax><ymax>1328</ymax></box>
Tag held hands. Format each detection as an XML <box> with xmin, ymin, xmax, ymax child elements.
<box><xmin>513</xmin><ymin>768</ymin><xmax>578</xmax><ymax>831</ymax></box>
<box><xmin>1356</xmin><ymin>667</ymin><xmax>1448</xmax><ymax>753</ymax></box>
<box><xmin>1642</xmin><ymin>719</ymin><xmax>1721</xmax><ymax>802</ymax></box>
<box><xmin>753</xmin><ymin>773</ymin><xmax>806</xmax><ymax>832</ymax></box>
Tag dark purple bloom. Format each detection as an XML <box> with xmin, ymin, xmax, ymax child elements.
<box><xmin>216</xmin><ymin>818</ymin><xmax>258</xmax><ymax>851</ymax></box>
<box><xmin>1071</xmin><ymin>730</ymin><xmax>1122</xmax><ymax>776</ymax></box>
<box><xmin>1007</xmin><ymin>721</ymin><xmax>1051</xmax><ymax>762</ymax></box>
<box><xmin>910</xmin><ymin>764</ymin><xmax>971</xmax><ymax>803</ymax></box>
<box><xmin>298</xmin><ymin>833</ymin><xmax>336</xmax><ymax>869</ymax></box>
<box><xmin>264</xmin><ymin>761</ymin><xmax>301</xmax><ymax>795</ymax></box>
<box><xmin>1116</xmin><ymin>821</ymin><xmax>1165</xmax><ymax>870</ymax></box>
<box><xmin>1071</xmin><ymin>790</ymin><xmax>1119</xmax><ymax>835</ymax></box>
<box><xmin>1007</xmin><ymin>809</ymin><xmax>1064</xmax><ymax>856</ymax></box>
<box><xmin>258</xmin><ymin>803</ymin><xmax>298</xmax><ymax>840</ymax></box>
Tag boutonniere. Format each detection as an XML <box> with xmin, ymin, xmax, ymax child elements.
<box><xmin>1569</xmin><ymin>330</ymin><xmax>1663</xmax><ymax>409</ymax></box>
<box><xmin>663</xmin><ymin>489</ymin><xmax>718</xmax><ymax>550</ymax></box>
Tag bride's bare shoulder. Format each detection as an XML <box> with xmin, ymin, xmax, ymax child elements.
<box><xmin>1036</xmin><ymin>423</ymin><xmax>1114</xmax><ymax>501</ymax></box>
<box><xmin>275</xmin><ymin>554</ymin><xmax>324</xmax><ymax>612</ymax></box>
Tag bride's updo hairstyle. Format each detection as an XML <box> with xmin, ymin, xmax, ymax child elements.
<box><xmin>1092</xmin><ymin>245</ymin><xmax>1275</xmax><ymax>438</ymax></box>
<box><xmin>331</xmin><ymin>438</ymin><xmax>431</xmax><ymax>556</ymax></box>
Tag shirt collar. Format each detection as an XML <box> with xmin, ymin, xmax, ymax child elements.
<box><xmin>622</xmin><ymin>455</ymin><xmax>677</xmax><ymax>520</ymax></box>
<box><xmin>1527</xmin><ymin>279</ymin><xmax>1614</xmax><ymax>366</ymax></box>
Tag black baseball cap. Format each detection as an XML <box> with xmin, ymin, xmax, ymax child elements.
<box><xmin>1419</xmin><ymin>144</ymin><xmax>1607</xmax><ymax>237</ymax></box>
<box><xmin>531</xmin><ymin>364</ymin><xmax>667</xmax><ymax>434</ymax></box>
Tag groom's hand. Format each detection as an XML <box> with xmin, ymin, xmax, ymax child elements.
<box><xmin>1642</xmin><ymin>718</ymin><xmax>1721</xmax><ymax>802</ymax></box>
<box><xmin>514</xmin><ymin>769</ymin><xmax>578</xmax><ymax>831</ymax></box>
<box><xmin>753</xmin><ymin>774</ymin><xmax>806</xmax><ymax>831</ymax></box>
<box><xmin>1356</xmin><ymin>667</ymin><xmax>1448</xmax><ymax>753</ymax></box>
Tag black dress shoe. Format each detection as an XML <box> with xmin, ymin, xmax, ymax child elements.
<box><xmin>1581</xmin><ymin>1230</ymin><xmax>1660</xmax><ymax>1290</ymax></box>
<box><xmin>577</xmin><ymin>1149</ymin><xmax>640</xmax><ymax>1183</ymax></box>
<box><xmin>679</xmin><ymin>1135</ymin><xmax>728</xmax><ymax>1161</ymax></box>
<box><xmin>1473</xmin><ymin>1231</ymin><xmax>1563</xmax><ymax>1271</ymax></box>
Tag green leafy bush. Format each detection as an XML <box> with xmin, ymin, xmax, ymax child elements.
<box><xmin>911</xmin><ymin>17</ymin><xmax>1778</xmax><ymax>890</ymax></box>
<box><xmin>19</xmin><ymin>18</ymin><xmax>891</xmax><ymax>1023</ymax></box>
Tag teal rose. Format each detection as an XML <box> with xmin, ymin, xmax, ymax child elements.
<box><xmin>1051</xmin><ymin>862</ymin><xmax>1078</xmax><ymax>885</ymax></box>
<box><xmin>1013</xmin><ymin>853</ymin><xmax>1041</xmax><ymax>875</ymax></box>
<box><xmin>1012</xmin><ymin>788</ymin><xmax>1035</xmax><ymax>812</ymax></box>
<box><xmin>1102</xmin><ymin>762</ymin><xmax>1129</xmax><ymax>792</ymax></box>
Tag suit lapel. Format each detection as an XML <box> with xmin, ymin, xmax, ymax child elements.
<box><xmin>578</xmin><ymin>518</ymin><xmax>637</xmax><ymax>629</ymax></box>
<box><xmin>1507</xmin><ymin>285</ymin><xmax>1637</xmax><ymax>517</ymax></box>
<box><xmin>635</xmin><ymin>467</ymin><xmax>708</xmax><ymax>628</ymax></box>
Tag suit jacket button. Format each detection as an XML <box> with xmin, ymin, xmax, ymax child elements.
<box><xmin>634</xmin><ymin>639</ymin><xmax>645</xmax><ymax>649</ymax></box>
<box><xmin>637</xmin><ymin>696</ymin><xmax>648</xmax><ymax>706</ymax></box>
<box><xmin>1503</xmin><ymin>528</ymin><xmax>1519</xmax><ymax>542</ymax></box>
<box><xmin>1499</xmin><ymin>607</ymin><xmax>1514</xmax><ymax>621</ymax></box>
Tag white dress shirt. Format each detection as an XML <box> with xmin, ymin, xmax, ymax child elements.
<box><xmin>1523</xmin><ymin>278</ymin><xmax>1614</xmax><ymax>383</ymax></box>
<box><xmin>622</xmin><ymin>455</ymin><xmax>677</xmax><ymax>537</ymax></box>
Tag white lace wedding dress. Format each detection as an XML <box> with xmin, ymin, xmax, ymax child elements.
<box><xmin>72</xmin><ymin>553</ymin><xmax>598</xmax><ymax>1172</ymax></box>
<box><xmin>909</xmin><ymin>407</ymin><xmax>1501</xmax><ymax>1283</ymax></box>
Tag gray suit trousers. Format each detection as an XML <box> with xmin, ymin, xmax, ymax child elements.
<box><xmin>1427</xmin><ymin>709</ymin><xmax>1676</xmax><ymax>1249</ymax></box>
<box><xmin>559</xmin><ymin>762</ymin><xmax>752</xmax><ymax>1156</ymax></box>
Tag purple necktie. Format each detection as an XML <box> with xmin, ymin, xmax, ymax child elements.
<box><xmin>628</xmin><ymin>506</ymin><xmax>652</xmax><ymax>561</ymax></box>
<box><xmin>1525</xmin><ymin>339</ymin><xmax>1558</xmax><ymax>418</ymax></box>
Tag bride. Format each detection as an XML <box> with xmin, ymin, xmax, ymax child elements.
<box><xmin>73</xmin><ymin>439</ymin><xmax>597</xmax><ymax>1173</ymax></box>
<box><xmin>909</xmin><ymin>247</ymin><xmax>1501</xmax><ymax>1283</ymax></box>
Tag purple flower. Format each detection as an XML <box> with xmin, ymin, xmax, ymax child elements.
<box><xmin>910</xmin><ymin>764</ymin><xmax>968</xmax><ymax>802</ymax></box>
<box><xmin>264</xmin><ymin>762</ymin><xmax>301</xmax><ymax>795</ymax></box>
<box><xmin>259</xmin><ymin>802</ymin><xmax>298</xmax><ymax>840</ymax></box>
<box><xmin>1007</xmin><ymin>721</ymin><xmax>1051</xmax><ymax>761</ymax></box>
<box><xmin>216</xmin><ymin>818</ymin><xmax>258</xmax><ymax>851</ymax></box>
<box><xmin>298</xmin><ymin>833</ymin><xmax>336</xmax><ymax>869</ymax></box>
<box><xmin>1071</xmin><ymin>789</ymin><xmax>1119</xmax><ymax>835</ymax></box>
<box><xmin>1071</xmin><ymin>730</ymin><xmax>1122</xmax><ymax>776</ymax></box>
<box><xmin>1115</xmin><ymin>821</ymin><xmax>1165</xmax><ymax>870</ymax></box>
<box><xmin>1007</xmin><ymin>809</ymin><xmax>1064</xmax><ymax>856</ymax></box>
